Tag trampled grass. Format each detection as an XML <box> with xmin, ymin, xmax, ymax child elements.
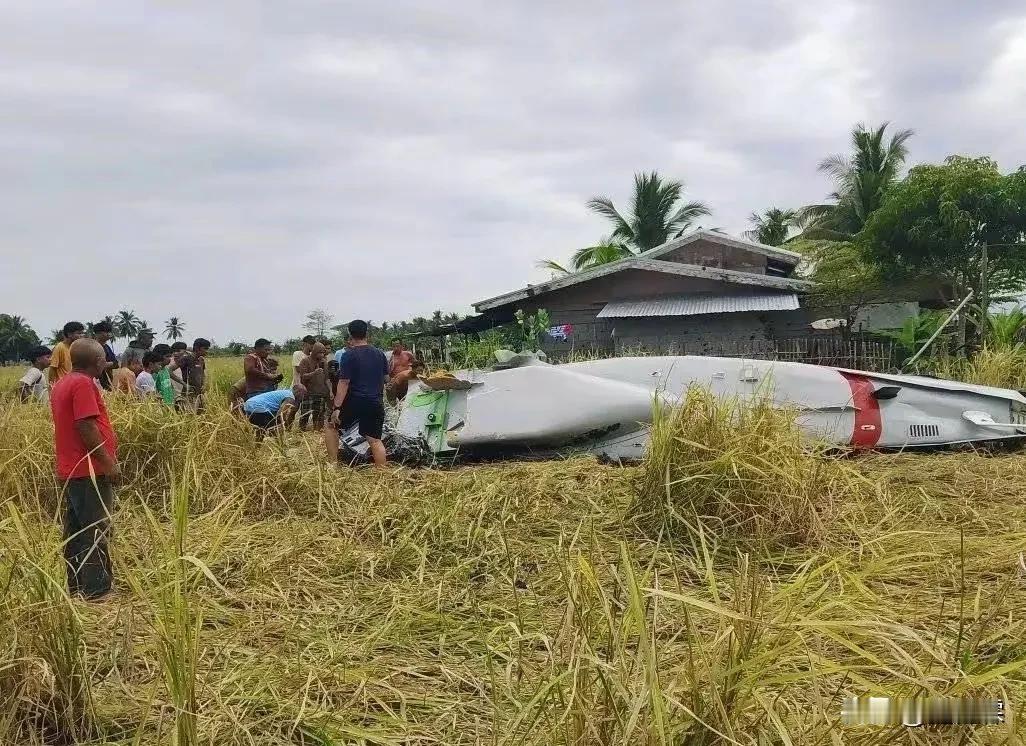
<box><xmin>3</xmin><ymin>356</ymin><xmax>1026</xmax><ymax>743</ymax></box>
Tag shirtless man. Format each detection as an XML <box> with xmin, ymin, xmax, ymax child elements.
<box><xmin>243</xmin><ymin>338</ymin><xmax>283</xmax><ymax>399</ymax></box>
<box><xmin>388</xmin><ymin>339</ymin><xmax>415</xmax><ymax>379</ymax></box>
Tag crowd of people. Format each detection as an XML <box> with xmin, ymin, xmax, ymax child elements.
<box><xmin>19</xmin><ymin>321</ymin><xmax>210</xmax><ymax>409</ymax></box>
<box><xmin>17</xmin><ymin>317</ymin><xmax>423</xmax><ymax>601</ymax></box>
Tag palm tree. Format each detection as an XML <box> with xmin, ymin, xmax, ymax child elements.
<box><xmin>48</xmin><ymin>328</ymin><xmax>63</xmax><ymax>345</ymax></box>
<box><xmin>0</xmin><ymin>314</ymin><xmax>41</xmax><ymax>363</ymax></box>
<box><xmin>165</xmin><ymin>316</ymin><xmax>186</xmax><ymax>340</ymax></box>
<box><xmin>802</xmin><ymin>122</ymin><xmax>914</xmax><ymax>239</ymax></box>
<box><xmin>115</xmin><ymin>310</ymin><xmax>142</xmax><ymax>339</ymax></box>
<box><xmin>588</xmin><ymin>171</ymin><xmax>711</xmax><ymax>252</ymax></box>
<box><xmin>536</xmin><ymin>237</ymin><xmax>638</xmax><ymax>276</ymax></box>
<box><xmin>744</xmin><ymin>208</ymin><xmax>800</xmax><ymax>246</ymax></box>
<box><xmin>98</xmin><ymin>314</ymin><xmax>118</xmax><ymax>340</ymax></box>
<box><xmin>536</xmin><ymin>172</ymin><xmax>710</xmax><ymax>275</ymax></box>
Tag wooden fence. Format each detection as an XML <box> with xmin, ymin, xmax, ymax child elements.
<box><xmin>541</xmin><ymin>332</ymin><xmax>902</xmax><ymax>372</ymax></box>
<box><xmin>670</xmin><ymin>335</ymin><xmax>901</xmax><ymax>372</ymax></box>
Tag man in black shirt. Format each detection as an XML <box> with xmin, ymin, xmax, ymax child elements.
<box><xmin>327</xmin><ymin>319</ymin><xmax>389</xmax><ymax>466</ymax></box>
<box><xmin>92</xmin><ymin>320</ymin><xmax>118</xmax><ymax>390</ymax></box>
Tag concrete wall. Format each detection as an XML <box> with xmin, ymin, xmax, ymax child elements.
<box><xmin>853</xmin><ymin>302</ymin><xmax>920</xmax><ymax>331</ymax></box>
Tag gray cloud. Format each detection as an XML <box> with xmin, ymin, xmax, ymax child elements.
<box><xmin>3</xmin><ymin>2</ymin><xmax>1025</xmax><ymax>344</ymax></box>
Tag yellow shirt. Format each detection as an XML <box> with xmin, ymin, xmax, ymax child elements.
<box><xmin>48</xmin><ymin>341</ymin><xmax>73</xmax><ymax>383</ymax></box>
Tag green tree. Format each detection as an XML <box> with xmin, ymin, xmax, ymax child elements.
<box><xmin>537</xmin><ymin>172</ymin><xmax>710</xmax><ymax>274</ymax></box>
<box><xmin>803</xmin><ymin>122</ymin><xmax>914</xmax><ymax>239</ymax></box>
<box><xmin>164</xmin><ymin>316</ymin><xmax>186</xmax><ymax>341</ymax></box>
<box><xmin>879</xmin><ymin>311</ymin><xmax>947</xmax><ymax>364</ymax></box>
<box><xmin>115</xmin><ymin>310</ymin><xmax>142</xmax><ymax>339</ymax></box>
<box><xmin>860</xmin><ymin>156</ymin><xmax>1026</xmax><ymax>319</ymax></box>
<box><xmin>744</xmin><ymin>208</ymin><xmax>800</xmax><ymax>246</ymax></box>
<box><xmin>588</xmin><ymin>171</ymin><xmax>711</xmax><ymax>252</ymax></box>
<box><xmin>0</xmin><ymin>314</ymin><xmax>41</xmax><ymax>363</ymax></box>
<box><xmin>48</xmin><ymin>328</ymin><xmax>63</xmax><ymax>345</ymax></box>
<box><xmin>986</xmin><ymin>308</ymin><xmax>1026</xmax><ymax>349</ymax></box>
<box><xmin>793</xmin><ymin>240</ymin><xmax>891</xmax><ymax>331</ymax></box>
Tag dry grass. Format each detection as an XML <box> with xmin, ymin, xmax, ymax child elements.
<box><xmin>3</xmin><ymin>357</ymin><xmax>1026</xmax><ymax>743</ymax></box>
<box><xmin>931</xmin><ymin>346</ymin><xmax>1026</xmax><ymax>390</ymax></box>
<box><xmin>637</xmin><ymin>388</ymin><xmax>877</xmax><ymax>548</ymax></box>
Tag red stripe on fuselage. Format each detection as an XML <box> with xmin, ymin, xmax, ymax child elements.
<box><xmin>839</xmin><ymin>372</ymin><xmax>882</xmax><ymax>448</ymax></box>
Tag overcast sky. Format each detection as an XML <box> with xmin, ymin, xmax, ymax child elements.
<box><xmin>3</xmin><ymin>1</ymin><xmax>1026</xmax><ymax>345</ymax></box>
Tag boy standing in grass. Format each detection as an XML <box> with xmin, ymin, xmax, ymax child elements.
<box><xmin>50</xmin><ymin>338</ymin><xmax>120</xmax><ymax>600</ymax></box>
<box><xmin>48</xmin><ymin>321</ymin><xmax>86</xmax><ymax>384</ymax></box>
<box><xmin>19</xmin><ymin>345</ymin><xmax>52</xmax><ymax>403</ymax></box>
<box><xmin>293</xmin><ymin>335</ymin><xmax>315</xmax><ymax>382</ymax></box>
<box><xmin>92</xmin><ymin>320</ymin><xmax>119</xmax><ymax>390</ymax></box>
<box><xmin>135</xmin><ymin>352</ymin><xmax>163</xmax><ymax>398</ymax></box>
<box><xmin>297</xmin><ymin>342</ymin><xmax>331</xmax><ymax>429</ymax></box>
<box><xmin>151</xmin><ymin>344</ymin><xmax>176</xmax><ymax>406</ymax></box>
<box><xmin>177</xmin><ymin>337</ymin><xmax>210</xmax><ymax>413</ymax></box>
<box><xmin>167</xmin><ymin>341</ymin><xmax>189</xmax><ymax>401</ymax></box>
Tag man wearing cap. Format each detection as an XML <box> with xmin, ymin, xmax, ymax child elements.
<box><xmin>120</xmin><ymin>328</ymin><xmax>155</xmax><ymax>368</ymax></box>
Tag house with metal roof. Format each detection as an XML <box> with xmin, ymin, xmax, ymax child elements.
<box><xmin>471</xmin><ymin>230</ymin><xmax>917</xmax><ymax>355</ymax></box>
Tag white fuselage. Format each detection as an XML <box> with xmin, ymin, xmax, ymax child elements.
<box><xmin>395</xmin><ymin>356</ymin><xmax>1026</xmax><ymax>460</ymax></box>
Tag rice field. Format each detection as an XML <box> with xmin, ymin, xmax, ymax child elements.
<box><xmin>3</xmin><ymin>355</ymin><xmax>1026</xmax><ymax>744</ymax></box>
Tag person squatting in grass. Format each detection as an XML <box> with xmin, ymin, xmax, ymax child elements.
<box><xmin>244</xmin><ymin>383</ymin><xmax>307</xmax><ymax>440</ymax></box>
<box><xmin>326</xmin><ymin>319</ymin><xmax>389</xmax><ymax>467</ymax></box>
<box><xmin>228</xmin><ymin>377</ymin><xmax>248</xmax><ymax>416</ymax></box>
<box><xmin>50</xmin><ymin>338</ymin><xmax>120</xmax><ymax>600</ymax></box>
<box><xmin>19</xmin><ymin>345</ymin><xmax>52</xmax><ymax>403</ymax></box>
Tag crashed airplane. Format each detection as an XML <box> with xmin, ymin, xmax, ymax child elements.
<box><xmin>339</xmin><ymin>353</ymin><xmax>1026</xmax><ymax>464</ymax></box>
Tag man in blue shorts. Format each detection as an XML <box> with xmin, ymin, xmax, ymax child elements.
<box><xmin>327</xmin><ymin>319</ymin><xmax>389</xmax><ymax>466</ymax></box>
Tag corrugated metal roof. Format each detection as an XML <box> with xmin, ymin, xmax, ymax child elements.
<box><xmin>596</xmin><ymin>292</ymin><xmax>800</xmax><ymax>318</ymax></box>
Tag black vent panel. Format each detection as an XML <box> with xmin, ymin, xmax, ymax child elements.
<box><xmin>908</xmin><ymin>424</ymin><xmax>940</xmax><ymax>439</ymax></box>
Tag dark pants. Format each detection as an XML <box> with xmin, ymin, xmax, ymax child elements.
<box><xmin>63</xmin><ymin>476</ymin><xmax>115</xmax><ymax>599</ymax></box>
<box><xmin>248</xmin><ymin>410</ymin><xmax>286</xmax><ymax>440</ymax></box>
<box><xmin>300</xmin><ymin>395</ymin><xmax>328</xmax><ymax>430</ymax></box>
<box><xmin>340</xmin><ymin>395</ymin><xmax>385</xmax><ymax>439</ymax></box>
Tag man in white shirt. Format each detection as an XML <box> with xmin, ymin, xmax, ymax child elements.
<box><xmin>293</xmin><ymin>336</ymin><xmax>315</xmax><ymax>382</ymax></box>
<box><xmin>19</xmin><ymin>345</ymin><xmax>52</xmax><ymax>403</ymax></box>
<box><xmin>135</xmin><ymin>352</ymin><xmax>162</xmax><ymax>398</ymax></box>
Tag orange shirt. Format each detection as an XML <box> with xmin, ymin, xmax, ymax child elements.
<box><xmin>111</xmin><ymin>367</ymin><xmax>138</xmax><ymax>396</ymax></box>
<box><xmin>48</xmin><ymin>341</ymin><xmax>73</xmax><ymax>383</ymax></box>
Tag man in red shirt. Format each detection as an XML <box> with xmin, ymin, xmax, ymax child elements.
<box><xmin>50</xmin><ymin>338</ymin><xmax>120</xmax><ymax>600</ymax></box>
